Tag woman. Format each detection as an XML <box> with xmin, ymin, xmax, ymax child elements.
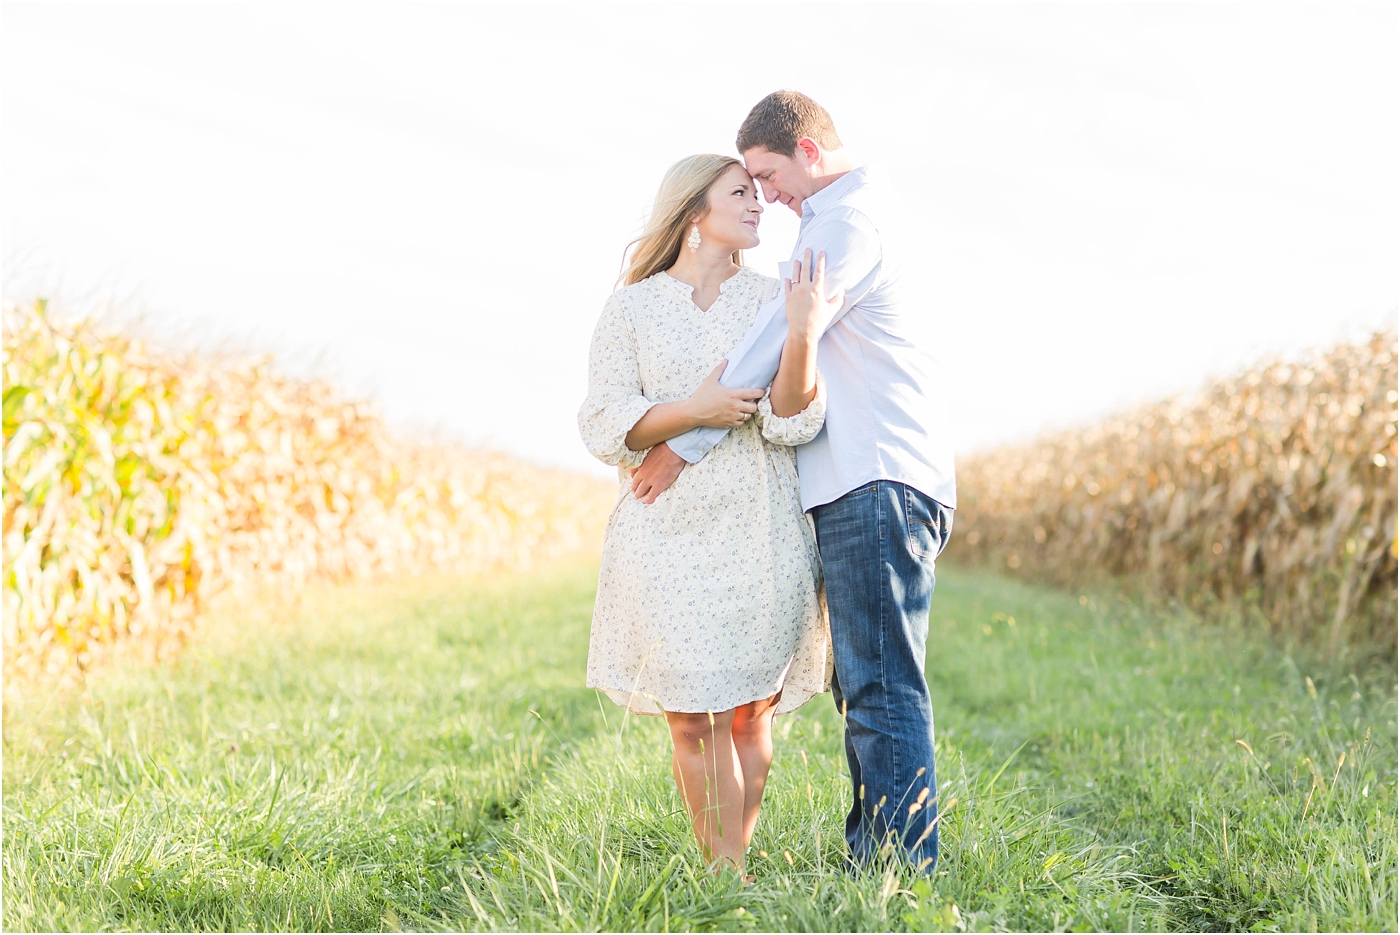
<box><xmin>578</xmin><ymin>154</ymin><xmax>841</xmax><ymax>876</ymax></box>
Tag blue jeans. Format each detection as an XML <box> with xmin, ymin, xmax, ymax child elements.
<box><xmin>811</xmin><ymin>480</ymin><xmax>953</xmax><ymax>872</ymax></box>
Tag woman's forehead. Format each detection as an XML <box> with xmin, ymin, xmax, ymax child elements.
<box><xmin>719</xmin><ymin>163</ymin><xmax>755</xmax><ymax>186</ymax></box>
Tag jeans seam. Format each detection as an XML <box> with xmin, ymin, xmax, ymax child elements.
<box><xmin>881</xmin><ymin>482</ymin><xmax>899</xmax><ymax>840</ymax></box>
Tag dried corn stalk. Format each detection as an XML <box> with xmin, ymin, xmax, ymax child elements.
<box><xmin>954</xmin><ymin>332</ymin><xmax>1397</xmax><ymax>652</ymax></box>
<box><xmin>2</xmin><ymin>300</ymin><xmax>616</xmax><ymax>677</ymax></box>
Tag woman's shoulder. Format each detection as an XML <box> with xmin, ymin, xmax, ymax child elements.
<box><xmin>731</xmin><ymin>266</ymin><xmax>781</xmax><ymax>302</ymax></box>
<box><xmin>609</xmin><ymin>272</ymin><xmax>684</xmax><ymax>310</ymax></box>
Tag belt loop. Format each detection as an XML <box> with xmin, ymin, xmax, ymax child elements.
<box><xmin>877</xmin><ymin>479</ymin><xmax>885</xmax><ymax>540</ymax></box>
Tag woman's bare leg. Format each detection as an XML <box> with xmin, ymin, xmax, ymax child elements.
<box><xmin>665</xmin><ymin>708</ymin><xmax>746</xmax><ymax>872</ymax></box>
<box><xmin>730</xmin><ymin>692</ymin><xmax>782</xmax><ymax>848</ymax></box>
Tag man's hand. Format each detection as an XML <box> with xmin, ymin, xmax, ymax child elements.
<box><xmin>631</xmin><ymin>443</ymin><xmax>686</xmax><ymax>504</ymax></box>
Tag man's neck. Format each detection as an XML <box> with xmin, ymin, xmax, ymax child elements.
<box><xmin>805</xmin><ymin>150</ymin><xmax>860</xmax><ymax>201</ymax></box>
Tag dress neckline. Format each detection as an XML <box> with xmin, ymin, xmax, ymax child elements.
<box><xmin>658</xmin><ymin>267</ymin><xmax>747</xmax><ymax>310</ymax></box>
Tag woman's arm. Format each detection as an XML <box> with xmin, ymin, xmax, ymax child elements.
<box><xmin>769</xmin><ymin>333</ymin><xmax>819</xmax><ymax>417</ymax></box>
<box><xmin>624</xmin><ymin>360</ymin><xmax>767</xmax><ymax>451</ymax></box>
<box><xmin>771</xmin><ymin>250</ymin><xmax>844</xmax><ymax>417</ymax></box>
<box><xmin>623</xmin><ymin>401</ymin><xmax>701</xmax><ymax>451</ymax></box>
<box><xmin>578</xmin><ymin>294</ymin><xmax>658</xmax><ymax>468</ymax></box>
<box><xmin>759</xmin><ymin>374</ymin><xmax>826</xmax><ymax>446</ymax></box>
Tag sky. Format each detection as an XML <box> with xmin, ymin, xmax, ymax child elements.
<box><xmin>3</xmin><ymin>2</ymin><xmax>1396</xmax><ymax>478</ymax></box>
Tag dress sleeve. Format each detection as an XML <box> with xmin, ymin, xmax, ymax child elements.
<box><xmin>757</xmin><ymin>372</ymin><xmax>826</xmax><ymax>446</ymax></box>
<box><xmin>578</xmin><ymin>292</ymin><xmax>655</xmax><ymax>468</ymax></box>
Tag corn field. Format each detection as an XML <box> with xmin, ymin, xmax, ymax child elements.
<box><xmin>2</xmin><ymin>299</ymin><xmax>616</xmax><ymax>678</ymax></box>
<box><xmin>6</xmin><ymin>298</ymin><xmax>1394</xmax><ymax>678</ymax></box>
<box><xmin>953</xmin><ymin>331</ymin><xmax>1398</xmax><ymax>654</ymax></box>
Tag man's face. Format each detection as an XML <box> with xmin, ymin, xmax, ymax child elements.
<box><xmin>741</xmin><ymin>146</ymin><xmax>816</xmax><ymax>216</ymax></box>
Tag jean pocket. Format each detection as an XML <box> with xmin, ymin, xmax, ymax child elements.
<box><xmin>905</xmin><ymin>486</ymin><xmax>947</xmax><ymax>558</ymax></box>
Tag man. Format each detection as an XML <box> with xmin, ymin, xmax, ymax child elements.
<box><xmin>630</xmin><ymin>90</ymin><xmax>957</xmax><ymax>872</ymax></box>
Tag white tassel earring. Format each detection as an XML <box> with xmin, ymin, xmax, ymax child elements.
<box><xmin>687</xmin><ymin>224</ymin><xmax>701</xmax><ymax>254</ymax></box>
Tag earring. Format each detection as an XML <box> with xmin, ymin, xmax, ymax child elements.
<box><xmin>687</xmin><ymin>225</ymin><xmax>701</xmax><ymax>254</ymax></box>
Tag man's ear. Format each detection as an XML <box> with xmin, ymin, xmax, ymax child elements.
<box><xmin>795</xmin><ymin>138</ymin><xmax>821</xmax><ymax>166</ymax></box>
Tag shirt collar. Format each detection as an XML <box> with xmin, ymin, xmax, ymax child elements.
<box><xmin>800</xmin><ymin>164</ymin><xmax>869</xmax><ymax>221</ymax></box>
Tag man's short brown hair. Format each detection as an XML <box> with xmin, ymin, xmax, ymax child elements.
<box><xmin>736</xmin><ymin>90</ymin><xmax>843</xmax><ymax>157</ymax></box>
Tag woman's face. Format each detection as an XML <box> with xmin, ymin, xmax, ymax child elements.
<box><xmin>694</xmin><ymin>164</ymin><xmax>763</xmax><ymax>252</ymax></box>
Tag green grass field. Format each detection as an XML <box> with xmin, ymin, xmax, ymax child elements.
<box><xmin>3</xmin><ymin>561</ymin><xmax>1395</xmax><ymax>932</ymax></box>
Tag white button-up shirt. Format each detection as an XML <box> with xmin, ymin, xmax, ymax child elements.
<box><xmin>667</xmin><ymin>165</ymin><xmax>956</xmax><ymax>513</ymax></box>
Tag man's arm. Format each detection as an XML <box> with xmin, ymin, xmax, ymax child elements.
<box><xmin>628</xmin><ymin>300</ymin><xmax>788</xmax><ymax>502</ymax></box>
<box><xmin>665</xmin><ymin>294</ymin><xmax>789</xmax><ymax>463</ymax></box>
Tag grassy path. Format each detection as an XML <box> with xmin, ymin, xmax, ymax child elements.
<box><xmin>4</xmin><ymin>561</ymin><xmax>1395</xmax><ymax>931</ymax></box>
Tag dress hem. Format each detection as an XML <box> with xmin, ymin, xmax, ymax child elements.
<box><xmin>589</xmin><ymin>681</ymin><xmax>826</xmax><ymax>718</ymax></box>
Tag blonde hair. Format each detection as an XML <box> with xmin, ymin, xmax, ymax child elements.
<box><xmin>620</xmin><ymin>154</ymin><xmax>743</xmax><ymax>286</ymax></box>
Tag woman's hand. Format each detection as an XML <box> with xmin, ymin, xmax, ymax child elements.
<box><xmin>770</xmin><ymin>249</ymin><xmax>837</xmax><ymax>417</ymax></box>
<box><xmin>687</xmin><ymin>360</ymin><xmax>765</xmax><ymax>429</ymax></box>
<box><xmin>784</xmin><ymin>249</ymin><xmax>845</xmax><ymax>342</ymax></box>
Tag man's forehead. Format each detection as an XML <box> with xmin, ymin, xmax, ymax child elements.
<box><xmin>741</xmin><ymin>148</ymin><xmax>785</xmax><ymax>173</ymax></box>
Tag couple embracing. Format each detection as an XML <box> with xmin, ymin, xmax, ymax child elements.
<box><xmin>578</xmin><ymin>91</ymin><xmax>956</xmax><ymax>878</ymax></box>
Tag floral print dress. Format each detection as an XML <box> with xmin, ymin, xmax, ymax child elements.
<box><xmin>578</xmin><ymin>267</ymin><xmax>831</xmax><ymax>716</ymax></box>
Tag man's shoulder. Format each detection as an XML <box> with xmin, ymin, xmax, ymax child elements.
<box><xmin>813</xmin><ymin>177</ymin><xmax>909</xmax><ymax>257</ymax></box>
<box><xmin>813</xmin><ymin>201</ymin><xmax>880</xmax><ymax>232</ymax></box>
<box><xmin>805</xmin><ymin>202</ymin><xmax>883</xmax><ymax>258</ymax></box>
<box><xmin>828</xmin><ymin>166</ymin><xmax>902</xmax><ymax>221</ymax></box>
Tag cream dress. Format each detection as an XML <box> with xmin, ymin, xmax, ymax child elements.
<box><xmin>578</xmin><ymin>267</ymin><xmax>831</xmax><ymax>716</ymax></box>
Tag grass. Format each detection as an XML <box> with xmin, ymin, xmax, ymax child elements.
<box><xmin>3</xmin><ymin>559</ymin><xmax>1395</xmax><ymax>932</ymax></box>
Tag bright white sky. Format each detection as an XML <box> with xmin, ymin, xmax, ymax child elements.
<box><xmin>3</xmin><ymin>3</ymin><xmax>1396</xmax><ymax>478</ymax></box>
